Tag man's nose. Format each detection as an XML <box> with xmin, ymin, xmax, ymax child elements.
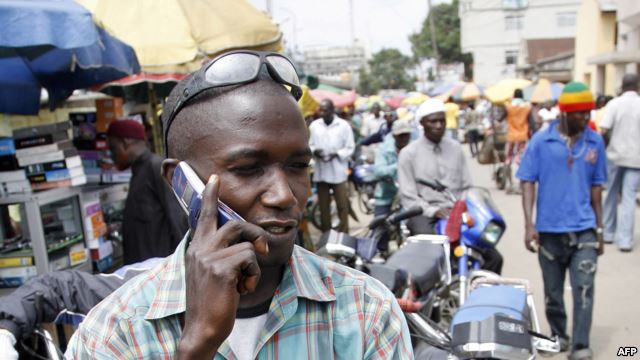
<box><xmin>261</xmin><ymin>169</ymin><xmax>297</xmax><ymax>209</ymax></box>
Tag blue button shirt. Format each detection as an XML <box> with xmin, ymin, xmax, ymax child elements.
<box><xmin>517</xmin><ymin>120</ymin><xmax>607</xmax><ymax>233</ymax></box>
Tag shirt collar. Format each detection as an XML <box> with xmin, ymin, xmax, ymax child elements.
<box><xmin>145</xmin><ymin>235</ymin><xmax>336</xmax><ymax>321</ymax></box>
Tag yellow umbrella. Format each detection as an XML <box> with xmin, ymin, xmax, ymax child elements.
<box><xmin>484</xmin><ymin>78</ymin><xmax>532</xmax><ymax>104</ymax></box>
<box><xmin>298</xmin><ymin>85</ymin><xmax>319</xmax><ymax>118</ymax></box>
<box><xmin>77</xmin><ymin>0</ymin><xmax>283</xmax><ymax>73</ymax></box>
<box><xmin>402</xmin><ymin>92</ymin><xmax>429</xmax><ymax>106</ymax></box>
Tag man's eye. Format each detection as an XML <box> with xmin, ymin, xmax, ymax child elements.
<box><xmin>231</xmin><ymin>165</ymin><xmax>262</xmax><ymax>175</ymax></box>
<box><xmin>288</xmin><ymin>162</ymin><xmax>311</xmax><ymax>171</ymax></box>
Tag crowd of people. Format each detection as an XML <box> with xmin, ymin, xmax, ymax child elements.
<box><xmin>0</xmin><ymin>48</ymin><xmax>638</xmax><ymax>360</ymax></box>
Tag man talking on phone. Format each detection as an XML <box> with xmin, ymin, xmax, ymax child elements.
<box><xmin>66</xmin><ymin>51</ymin><xmax>412</xmax><ymax>359</ymax></box>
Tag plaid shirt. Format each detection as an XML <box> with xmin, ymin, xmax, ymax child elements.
<box><xmin>65</xmin><ymin>236</ymin><xmax>413</xmax><ymax>359</ymax></box>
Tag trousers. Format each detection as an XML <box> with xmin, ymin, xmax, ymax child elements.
<box><xmin>603</xmin><ymin>161</ymin><xmax>640</xmax><ymax>250</ymax></box>
<box><xmin>316</xmin><ymin>181</ymin><xmax>350</xmax><ymax>233</ymax></box>
<box><xmin>538</xmin><ymin>230</ymin><xmax>598</xmax><ymax>353</ymax></box>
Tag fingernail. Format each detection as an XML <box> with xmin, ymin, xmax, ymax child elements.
<box><xmin>265</xmin><ymin>241</ymin><xmax>269</xmax><ymax>253</ymax></box>
<box><xmin>208</xmin><ymin>174</ymin><xmax>217</xmax><ymax>184</ymax></box>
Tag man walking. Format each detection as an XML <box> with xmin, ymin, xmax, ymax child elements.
<box><xmin>505</xmin><ymin>89</ymin><xmax>531</xmax><ymax>193</ymax></box>
<box><xmin>518</xmin><ymin>82</ymin><xmax>606</xmax><ymax>360</ymax></box>
<box><xmin>106</xmin><ymin>120</ymin><xmax>188</xmax><ymax>264</ymax></box>
<box><xmin>309</xmin><ymin>99</ymin><xmax>355</xmax><ymax>233</ymax></box>
<box><xmin>600</xmin><ymin>74</ymin><xmax>640</xmax><ymax>252</ymax></box>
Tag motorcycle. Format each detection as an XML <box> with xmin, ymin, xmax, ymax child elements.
<box><xmin>417</xmin><ymin>179</ymin><xmax>506</xmax><ymax>306</ymax></box>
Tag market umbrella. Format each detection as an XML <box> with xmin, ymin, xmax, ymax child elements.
<box><xmin>77</xmin><ymin>0</ymin><xmax>283</xmax><ymax>74</ymax></box>
<box><xmin>0</xmin><ymin>0</ymin><xmax>140</xmax><ymax>115</ymax></box>
<box><xmin>309</xmin><ymin>89</ymin><xmax>358</xmax><ymax>109</ymax></box>
<box><xmin>451</xmin><ymin>82</ymin><xmax>483</xmax><ymax>102</ymax></box>
<box><xmin>384</xmin><ymin>95</ymin><xmax>406</xmax><ymax>109</ymax></box>
<box><xmin>96</xmin><ymin>72</ymin><xmax>187</xmax><ymax>104</ymax></box>
<box><xmin>484</xmin><ymin>78</ymin><xmax>532</xmax><ymax>104</ymax></box>
<box><xmin>523</xmin><ymin>79</ymin><xmax>564</xmax><ymax>103</ymax></box>
<box><xmin>402</xmin><ymin>92</ymin><xmax>429</xmax><ymax>106</ymax></box>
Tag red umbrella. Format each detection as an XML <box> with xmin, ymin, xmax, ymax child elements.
<box><xmin>384</xmin><ymin>95</ymin><xmax>405</xmax><ymax>109</ymax></box>
<box><xmin>309</xmin><ymin>89</ymin><xmax>358</xmax><ymax>108</ymax></box>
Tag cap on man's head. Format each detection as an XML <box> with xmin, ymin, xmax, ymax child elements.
<box><xmin>392</xmin><ymin>120</ymin><xmax>412</xmax><ymax>135</ymax></box>
<box><xmin>107</xmin><ymin>120</ymin><xmax>145</xmax><ymax>140</ymax></box>
<box><xmin>558</xmin><ymin>82</ymin><xmax>595</xmax><ymax>113</ymax></box>
<box><xmin>415</xmin><ymin>98</ymin><xmax>445</xmax><ymax>121</ymax></box>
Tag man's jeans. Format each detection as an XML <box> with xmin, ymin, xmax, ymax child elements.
<box><xmin>538</xmin><ymin>230</ymin><xmax>598</xmax><ymax>353</ymax></box>
<box><xmin>603</xmin><ymin>161</ymin><xmax>640</xmax><ymax>250</ymax></box>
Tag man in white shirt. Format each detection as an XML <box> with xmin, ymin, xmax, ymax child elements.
<box><xmin>360</xmin><ymin>102</ymin><xmax>385</xmax><ymax>138</ymax></box>
<box><xmin>600</xmin><ymin>74</ymin><xmax>640</xmax><ymax>252</ymax></box>
<box><xmin>309</xmin><ymin>99</ymin><xmax>355</xmax><ymax>232</ymax></box>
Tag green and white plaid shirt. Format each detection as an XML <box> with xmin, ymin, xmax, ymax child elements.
<box><xmin>65</xmin><ymin>235</ymin><xmax>413</xmax><ymax>359</ymax></box>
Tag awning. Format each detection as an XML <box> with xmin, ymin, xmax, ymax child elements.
<box><xmin>587</xmin><ymin>51</ymin><xmax>640</xmax><ymax>65</ymax></box>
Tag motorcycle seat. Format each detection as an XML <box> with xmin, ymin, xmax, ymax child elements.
<box><xmin>451</xmin><ymin>285</ymin><xmax>528</xmax><ymax>326</ymax></box>
<box><xmin>367</xmin><ymin>263</ymin><xmax>407</xmax><ymax>294</ymax></box>
<box><xmin>385</xmin><ymin>241</ymin><xmax>446</xmax><ymax>295</ymax></box>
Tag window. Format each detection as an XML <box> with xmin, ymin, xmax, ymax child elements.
<box><xmin>503</xmin><ymin>0</ymin><xmax>528</xmax><ymax>9</ymax></box>
<box><xmin>557</xmin><ymin>12</ymin><xmax>576</xmax><ymax>27</ymax></box>
<box><xmin>505</xmin><ymin>50</ymin><xmax>518</xmax><ymax>65</ymax></box>
<box><xmin>460</xmin><ymin>0</ymin><xmax>472</xmax><ymax>13</ymax></box>
<box><xmin>505</xmin><ymin>15</ymin><xmax>523</xmax><ymax>30</ymax></box>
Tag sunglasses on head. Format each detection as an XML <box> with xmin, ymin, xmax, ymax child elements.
<box><xmin>163</xmin><ymin>50</ymin><xmax>303</xmax><ymax>155</ymax></box>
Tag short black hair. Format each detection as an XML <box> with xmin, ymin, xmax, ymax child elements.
<box><xmin>621</xmin><ymin>73</ymin><xmax>639</xmax><ymax>91</ymax></box>
<box><xmin>513</xmin><ymin>89</ymin><xmax>524</xmax><ymax>99</ymax></box>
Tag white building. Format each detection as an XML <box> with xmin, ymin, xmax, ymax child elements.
<box><xmin>460</xmin><ymin>0</ymin><xmax>580</xmax><ymax>86</ymax></box>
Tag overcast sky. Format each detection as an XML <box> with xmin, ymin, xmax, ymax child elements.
<box><xmin>247</xmin><ymin>0</ymin><xmax>450</xmax><ymax>56</ymax></box>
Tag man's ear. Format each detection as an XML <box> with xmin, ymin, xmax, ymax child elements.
<box><xmin>161</xmin><ymin>158</ymin><xmax>179</xmax><ymax>187</ymax></box>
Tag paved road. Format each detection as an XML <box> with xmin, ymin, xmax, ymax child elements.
<box><xmin>463</xmin><ymin>148</ymin><xmax>640</xmax><ymax>359</ymax></box>
<box><xmin>332</xmin><ymin>147</ymin><xmax>639</xmax><ymax>359</ymax></box>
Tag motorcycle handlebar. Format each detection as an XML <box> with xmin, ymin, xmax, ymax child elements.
<box><xmin>387</xmin><ymin>206</ymin><xmax>423</xmax><ymax>225</ymax></box>
<box><xmin>417</xmin><ymin>178</ymin><xmax>446</xmax><ymax>192</ymax></box>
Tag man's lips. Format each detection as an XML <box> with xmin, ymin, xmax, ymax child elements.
<box><xmin>257</xmin><ymin>220</ymin><xmax>298</xmax><ymax>235</ymax></box>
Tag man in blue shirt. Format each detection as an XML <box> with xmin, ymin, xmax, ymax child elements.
<box><xmin>517</xmin><ymin>82</ymin><xmax>606</xmax><ymax>360</ymax></box>
<box><xmin>372</xmin><ymin>120</ymin><xmax>412</xmax><ymax>252</ymax></box>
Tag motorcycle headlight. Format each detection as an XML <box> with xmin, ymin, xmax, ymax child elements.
<box><xmin>481</xmin><ymin>221</ymin><xmax>504</xmax><ymax>245</ymax></box>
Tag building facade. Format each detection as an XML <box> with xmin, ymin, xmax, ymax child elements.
<box><xmin>575</xmin><ymin>0</ymin><xmax>640</xmax><ymax>95</ymax></box>
<box><xmin>460</xmin><ymin>0</ymin><xmax>580</xmax><ymax>86</ymax></box>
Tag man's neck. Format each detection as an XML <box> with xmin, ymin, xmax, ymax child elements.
<box><xmin>323</xmin><ymin>117</ymin><xmax>334</xmax><ymax>126</ymax></box>
<box><xmin>425</xmin><ymin>135</ymin><xmax>441</xmax><ymax>145</ymax></box>
<box><xmin>238</xmin><ymin>264</ymin><xmax>284</xmax><ymax>309</ymax></box>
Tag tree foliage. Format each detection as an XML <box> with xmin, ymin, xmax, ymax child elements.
<box><xmin>358</xmin><ymin>48</ymin><xmax>415</xmax><ymax>94</ymax></box>
<box><xmin>409</xmin><ymin>0</ymin><xmax>472</xmax><ymax>78</ymax></box>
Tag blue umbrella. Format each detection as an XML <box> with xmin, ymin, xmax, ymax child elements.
<box><xmin>0</xmin><ymin>0</ymin><xmax>140</xmax><ymax>115</ymax></box>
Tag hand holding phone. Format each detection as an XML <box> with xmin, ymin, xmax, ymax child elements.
<box><xmin>175</xmin><ymin>170</ymin><xmax>270</xmax><ymax>358</ymax></box>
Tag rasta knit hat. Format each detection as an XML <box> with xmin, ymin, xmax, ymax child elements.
<box><xmin>558</xmin><ymin>82</ymin><xmax>595</xmax><ymax>113</ymax></box>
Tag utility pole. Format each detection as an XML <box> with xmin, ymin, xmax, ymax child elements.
<box><xmin>348</xmin><ymin>0</ymin><xmax>355</xmax><ymax>45</ymax></box>
<box><xmin>427</xmin><ymin>0</ymin><xmax>440</xmax><ymax>79</ymax></box>
<box><xmin>266</xmin><ymin>0</ymin><xmax>272</xmax><ymax>15</ymax></box>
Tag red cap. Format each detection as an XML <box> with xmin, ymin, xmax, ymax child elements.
<box><xmin>107</xmin><ymin>120</ymin><xmax>145</xmax><ymax>140</ymax></box>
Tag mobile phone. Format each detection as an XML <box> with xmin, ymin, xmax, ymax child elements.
<box><xmin>171</xmin><ymin>161</ymin><xmax>244</xmax><ymax>230</ymax></box>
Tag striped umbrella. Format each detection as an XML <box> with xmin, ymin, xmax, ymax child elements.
<box><xmin>485</xmin><ymin>78</ymin><xmax>533</xmax><ymax>104</ymax></box>
<box><xmin>523</xmin><ymin>78</ymin><xmax>564</xmax><ymax>103</ymax></box>
<box><xmin>451</xmin><ymin>82</ymin><xmax>483</xmax><ymax>102</ymax></box>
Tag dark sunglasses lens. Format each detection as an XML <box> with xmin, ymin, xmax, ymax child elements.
<box><xmin>204</xmin><ymin>53</ymin><xmax>260</xmax><ymax>85</ymax></box>
<box><xmin>266</xmin><ymin>55</ymin><xmax>300</xmax><ymax>86</ymax></box>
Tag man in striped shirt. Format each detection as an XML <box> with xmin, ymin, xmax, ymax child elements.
<box><xmin>65</xmin><ymin>51</ymin><xmax>412</xmax><ymax>359</ymax></box>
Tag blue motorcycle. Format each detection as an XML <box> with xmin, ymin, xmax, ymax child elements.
<box><xmin>417</xmin><ymin>179</ymin><xmax>506</xmax><ymax>305</ymax></box>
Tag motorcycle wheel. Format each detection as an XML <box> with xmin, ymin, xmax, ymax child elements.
<box><xmin>436</xmin><ymin>277</ymin><xmax>460</xmax><ymax>330</ymax></box>
<box><xmin>357</xmin><ymin>184</ymin><xmax>375</xmax><ymax>215</ymax></box>
<box><xmin>310</xmin><ymin>201</ymin><xmax>341</xmax><ymax>230</ymax></box>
